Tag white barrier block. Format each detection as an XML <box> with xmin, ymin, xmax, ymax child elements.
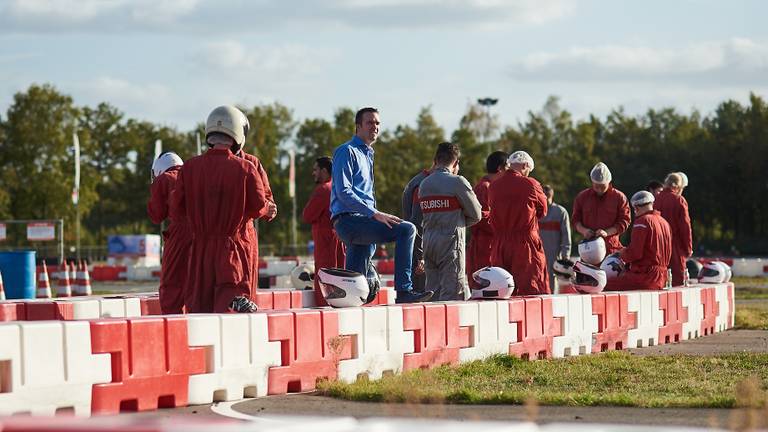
<box><xmin>187</xmin><ymin>313</ymin><xmax>282</xmax><ymax>404</ymax></box>
<box><xmin>68</xmin><ymin>298</ymin><xmax>101</xmax><ymax>320</ymax></box>
<box><xmin>336</xmin><ymin>306</ymin><xmax>409</xmax><ymax>382</ymax></box>
<box><xmin>728</xmin><ymin>283</ymin><xmax>735</xmax><ymax>328</ymax></box>
<box><xmin>0</xmin><ymin>321</ymin><xmax>111</xmax><ymax>416</ymax></box>
<box><xmin>551</xmin><ymin>295</ymin><xmax>598</xmax><ymax>358</ymax></box>
<box><xmin>300</xmin><ymin>290</ymin><xmax>317</xmax><ymax>308</ymax></box>
<box><xmin>97</xmin><ymin>297</ymin><xmax>141</xmax><ymax>318</ymax></box>
<box><xmin>626</xmin><ymin>291</ymin><xmax>663</xmax><ymax>348</ymax></box>
<box><xmin>261</xmin><ymin>261</ymin><xmax>298</xmax><ymax>277</ymax></box>
<box><xmin>732</xmin><ymin>258</ymin><xmax>763</xmax><ymax>277</ymax></box>
<box><xmin>681</xmin><ymin>286</ymin><xmax>704</xmax><ymax>340</ymax></box>
<box><xmin>714</xmin><ymin>283</ymin><xmax>730</xmax><ymax>333</ymax></box>
<box><xmin>457</xmin><ymin>301</ymin><xmax>515</xmax><ymax>362</ymax></box>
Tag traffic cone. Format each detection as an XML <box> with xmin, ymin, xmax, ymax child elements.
<box><xmin>0</xmin><ymin>269</ymin><xmax>5</xmax><ymax>301</ymax></box>
<box><xmin>56</xmin><ymin>261</ymin><xmax>71</xmax><ymax>298</ymax></box>
<box><xmin>36</xmin><ymin>262</ymin><xmax>52</xmax><ymax>299</ymax></box>
<box><xmin>74</xmin><ymin>261</ymin><xmax>92</xmax><ymax>296</ymax></box>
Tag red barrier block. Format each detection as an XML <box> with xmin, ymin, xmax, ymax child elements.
<box><xmin>89</xmin><ymin>316</ymin><xmax>207</xmax><ymax>415</ymax></box>
<box><xmin>591</xmin><ymin>293</ymin><xmax>636</xmax><ymax>352</ymax></box>
<box><xmin>401</xmin><ymin>304</ymin><xmax>467</xmax><ymax>371</ymax></box>
<box><xmin>763</xmin><ymin>264</ymin><xmax>768</xmax><ymax>274</ymax></box>
<box><xmin>266</xmin><ymin>310</ymin><xmax>352</xmax><ymax>394</ymax></box>
<box><xmin>658</xmin><ymin>290</ymin><xmax>687</xmax><ymax>344</ymax></box>
<box><xmin>25</xmin><ymin>301</ymin><xmax>74</xmax><ymax>320</ymax></box>
<box><xmin>700</xmin><ymin>287</ymin><xmax>719</xmax><ymax>336</ymax></box>
<box><xmin>138</xmin><ymin>297</ymin><xmax>162</xmax><ymax>316</ymax></box>
<box><xmin>508</xmin><ymin>297</ymin><xmax>562</xmax><ymax>360</ymax></box>
<box><xmin>362</xmin><ymin>288</ymin><xmax>392</xmax><ymax>306</ymax></box>
<box><xmin>0</xmin><ymin>301</ymin><xmax>26</xmax><ymax>321</ymax></box>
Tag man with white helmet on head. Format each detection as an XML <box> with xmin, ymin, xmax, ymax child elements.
<box><xmin>572</xmin><ymin>162</ymin><xmax>631</xmax><ymax>254</ymax></box>
<box><xmin>605</xmin><ymin>190</ymin><xmax>672</xmax><ymax>291</ymax></box>
<box><xmin>147</xmin><ymin>152</ymin><xmax>190</xmax><ymax>314</ymax></box>
<box><xmin>172</xmin><ymin>105</ymin><xmax>270</xmax><ymax>313</ymax></box>
<box><xmin>654</xmin><ymin>172</ymin><xmax>692</xmax><ymax>286</ymax></box>
<box><xmin>488</xmin><ymin>150</ymin><xmax>550</xmax><ymax>295</ymax></box>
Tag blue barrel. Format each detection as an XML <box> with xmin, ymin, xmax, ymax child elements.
<box><xmin>0</xmin><ymin>250</ymin><xmax>37</xmax><ymax>299</ymax></box>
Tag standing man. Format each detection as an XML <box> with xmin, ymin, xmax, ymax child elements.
<box><xmin>605</xmin><ymin>191</ymin><xmax>672</xmax><ymax>291</ymax></box>
<box><xmin>401</xmin><ymin>163</ymin><xmax>435</xmax><ymax>292</ymax></box>
<box><xmin>331</xmin><ymin>107</ymin><xmax>433</xmax><ymax>304</ymax></box>
<box><xmin>418</xmin><ymin>142</ymin><xmax>481</xmax><ymax>301</ymax></box>
<box><xmin>539</xmin><ymin>185</ymin><xmax>572</xmax><ymax>291</ymax></box>
<box><xmin>467</xmin><ymin>151</ymin><xmax>508</xmax><ymax>286</ymax></box>
<box><xmin>238</xmin><ymin>148</ymin><xmax>277</xmax><ymax>289</ymax></box>
<box><xmin>488</xmin><ymin>151</ymin><xmax>550</xmax><ymax>295</ymax></box>
<box><xmin>653</xmin><ymin>173</ymin><xmax>692</xmax><ymax>286</ymax></box>
<box><xmin>302</xmin><ymin>156</ymin><xmax>345</xmax><ymax>305</ymax></box>
<box><xmin>572</xmin><ymin>162</ymin><xmax>631</xmax><ymax>254</ymax></box>
<box><xmin>147</xmin><ymin>152</ymin><xmax>190</xmax><ymax>314</ymax></box>
<box><xmin>172</xmin><ymin>105</ymin><xmax>268</xmax><ymax>313</ymax></box>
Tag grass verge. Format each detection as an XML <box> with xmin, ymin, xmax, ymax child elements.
<box><xmin>319</xmin><ymin>352</ymin><xmax>768</xmax><ymax>408</ymax></box>
<box><xmin>735</xmin><ymin>306</ymin><xmax>768</xmax><ymax>330</ymax></box>
<box><xmin>733</xmin><ymin>276</ymin><xmax>768</xmax><ymax>300</ymax></box>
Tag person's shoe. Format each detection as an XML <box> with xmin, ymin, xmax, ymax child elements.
<box><xmin>228</xmin><ymin>295</ymin><xmax>258</xmax><ymax>313</ymax></box>
<box><xmin>395</xmin><ymin>290</ymin><xmax>433</xmax><ymax>304</ymax></box>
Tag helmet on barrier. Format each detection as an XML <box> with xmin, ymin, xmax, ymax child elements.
<box><xmin>711</xmin><ymin>261</ymin><xmax>732</xmax><ymax>283</ymax></box>
<box><xmin>686</xmin><ymin>258</ymin><xmax>703</xmax><ymax>280</ymax></box>
<box><xmin>600</xmin><ymin>252</ymin><xmax>626</xmax><ymax>279</ymax></box>
<box><xmin>470</xmin><ymin>266</ymin><xmax>515</xmax><ymax>299</ymax></box>
<box><xmin>317</xmin><ymin>268</ymin><xmax>376</xmax><ymax>308</ymax></box>
<box><xmin>553</xmin><ymin>258</ymin><xmax>576</xmax><ymax>280</ymax></box>
<box><xmin>151</xmin><ymin>152</ymin><xmax>183</xmax><ymax>180</ymax></box>
<box><xmin>578</xmin><ymin>237</ymin><xmax>606</xmax><ymax>266</ymax></box>
<box><xmin>290</xmin><ymin>263</ymin><xmax>315</xmax><ymax>290</ymax></box>
<box><xmin>698</xmin><ymin>261</ymin><xmax>726</xmax><ymax>284</ymax></box>
<box><xmin>205</xmin><ymin>105</ymin><xmax>250</xmax><ymax>152</ymax></box>
<box><xmin>572</xmin><ymin>261</ymin><xmax>607</xmax><ymax>294</ymax></box>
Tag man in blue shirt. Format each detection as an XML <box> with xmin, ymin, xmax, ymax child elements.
<box><xmin>331</xmin><ymin>107</ymin><xmax>434</xmax><ymax>304</ymax></box>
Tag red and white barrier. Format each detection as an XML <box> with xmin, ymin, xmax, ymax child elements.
<box><xmin>0</xmin><ymin>282</ymin><xmax>738</xmax><ymax>417</ymax></box>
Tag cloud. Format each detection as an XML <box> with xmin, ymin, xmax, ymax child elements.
<box><xmin>0</xmin><ymin>0</ymin><xmax>574</xmax><ymax>34</ymax></box>
<box><xmin>510</xmin><ymin>38</ymin><xmax>768</xmax><ymax>86</ymax></box>
<box><xmin>193</xmin><ymin>40</ymin><xmax>335</xmax><ymax>78</ymax></box>
<box><xmin>75</xmin><ymin>77</ymin><xmax>172</xmax><ymax>112</ymax></box>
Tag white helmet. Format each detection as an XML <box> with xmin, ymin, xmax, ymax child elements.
<box><xmin>317</xmin><ymin>268</ymin><xmax>378</xmax><ymax>308</ymax></box>
<box><xmin>290</xmin><ymin>264</ymin><xmax>315</xmax><ymax>290</ymax></box>
<box><xmin>600</xmin><ymin>252</ymin><xmax>626</xmax><ymax>279</ymax></box>
<box><xmin>205</xmin><ymin>105</ymin><xmax>250</xmax><ymax>150</ymax></box>
<box><xmin>470</xmin><ymin>266</ymin><xmax>515</xmax><ymax>299</ymax></box>
<box><xmin>698</xmin><ymin>261</ymin><xmax>726</xmax><ymax>284</ymax></box>
<box><xmin>151</xmin><ymin>152</ymin><xmax>183</xmax><ymax>180</ymax></box>
<box><xmin>572</xmin><ymin>261</ymin><xmax>607</xmax><ymax>294</ymax></box>
<box><xmin>711</xmin><ymin>261</ymin><xmax>732</xmax><ymax>283</ymax></box>
<box><xmin>553</xmin><ymin>258</ymin><xmax>576</xmax><ymax>280</ymax></box>
<box><xmin>578</xmin><ymin>237</ymin><xmax>606</xmax><ymax>266</ymax></box>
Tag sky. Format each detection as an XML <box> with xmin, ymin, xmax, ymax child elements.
<box><xmin>0</xmin><ymin>0</ymin><xmax>766</xmax><ymax>135</ymax></box>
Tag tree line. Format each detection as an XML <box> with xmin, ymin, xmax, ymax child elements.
<box><xmin>0</xmin><ymin>84</ymin><xmax>766</xmax><ymax>257</ymax></box>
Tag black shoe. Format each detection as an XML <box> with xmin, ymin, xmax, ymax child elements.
<box><xmin>228</xmin><ymin>295</ymin><xmax>258</xmax><ymax>313</ymax></box>
<box><xmin>396</xmin><ymin>290</ymin><xmax>433</xmax><ymax>304</ymax></box>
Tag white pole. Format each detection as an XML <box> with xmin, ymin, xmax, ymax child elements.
<box><xmin>72</xmin><ymin>133</ymin><xmax>81</xmax><ymax>260</ymax></box>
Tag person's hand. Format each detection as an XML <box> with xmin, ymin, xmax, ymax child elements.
<box><xmin>414</xmin><ymin>259</ymin><xmax>425</xmax><ymax>275</ymax></box>
<box><xmin>373</xmin><ymin>211</ymin><xmax>402</xmax><ymax>228</ymax></box>
<box><xmin>582</xmin><ymin>228</ymin><xmax>595</xmax><ymax>239</ymax></box>
<box><xmin>265</xmin><ymin>201</ymin><xmax>278</xmax><ymax>221</ymax></box>
<box><xmin>595</xmin><ymin>229</ymin><xmax>608</xmax><ymax>238</ymax></box>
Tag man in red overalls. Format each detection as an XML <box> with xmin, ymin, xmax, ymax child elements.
<box><xmin>653</xmin><ymin>173</ymin><xmax>692</xmax><ymax>286</ymax></box>
<box><xmin>302</xmin><ymin>156</ymin><xmax>345</xmax><ymax>306</ymax></box>
<box><xmin>606</xmin><ymin>191</ymin><xmax>672</xmax><ymax>291</ymax></box>
<box><xmin>572</xmin><ymin>162</ymin><xmax>631</xmax><ymax>254</ymax></box>
<box><xmin>172</xmin><ymin>105</ymin><xmax>269</xmax><ymax>313</ymax></box>
<box><xmin>488</xmin><ymin>151</ymin><xmax>549</xmax><ymax>295</ymax></box>
<box><xmin>467</xmin><ymin>151</ymin><xmax>508</xmax><ymax>288</ymax></box>
<box><xmin>147</xmin><ymin>152</ymin><xmax>190</xmax><ymax>314</ymax></box>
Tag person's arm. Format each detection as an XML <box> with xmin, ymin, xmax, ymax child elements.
<box><xmin>302</xmin><ymin>186</ymin><xmax>324</xmax><ymax>224</ymax></box>
<box><xmin>244</xmin><ymin>166</ymin><xmax>268</xmax><ymax>220</ymax></box>
<box><xmin>457</xmin><ymin>177</ymin><xmax>482</xmax><ymax>227</ymax></box>
<box><xmin>610</xmin><ymin>192</ymin><xmax>631</xmax><ymax>236</ymax></box>
<box><xmin>533</xmin><ymin>180</ymin><xmax>548</xmax><ymax>220</ymax></box>
<box><xmin>147</xmin><ymin>175</ymin><xmax>168</xmax><ymax>225</ymax></box>
<box><xmin>169</xmin><ymin>169</ymin><xmax>186</xmax><ymax>224</ymax></box>
<box><xmin>572</xmin><ymin>193</ymin><xmax>593</xmax><ymax>238</ymax></box>
<box><xmin>332</xmin><ymin>147</ymin><xmax>376</xmax><ymax>217</ymax></box>
<box><xmin>255</xmin><ymin>160</ymin><xmax>277</xmax><ymax>221</ymax></box>
<box><xmin>402</xmin><ymin>178</ymin><xmax>416</xmax><ymax>221</ymax></box>
<box><xmin>679</xmin><ymin>197</ymin><xmax>693</xmax><ymax>257</ymax></box>
<box><xmin>620</xmin><ymin>219</ymin><xmax>649</xmax><ymax>264</ymax></box>
<box><xmin>560</xmin><ymin>207</ymin><xmax>572</xmax><ymax>259</ymax></box>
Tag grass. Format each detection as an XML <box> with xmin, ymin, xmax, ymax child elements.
<box><xmin>733</xmin><ymin>276</ymin><xmax>768</xmax><ymax>300</ymax></box>
<box><xmin>735</xmin><ymin>304</ymin><xmax>768</xmax><ymax>330</ymax></box>
<box><xmin>319</xmin><ymin>352</ymin><xmax>768</xmax><ymax>408</ymax></box>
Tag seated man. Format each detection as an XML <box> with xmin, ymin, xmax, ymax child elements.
<box><xmin>418</xmin><ymin>142</ymin><xmax>481</xmax><ymax>301</ymax></box>
<box><xmin>605</xmin><ymin>191</ymin><xmax>672</xmax><ymax>291</ymax></box>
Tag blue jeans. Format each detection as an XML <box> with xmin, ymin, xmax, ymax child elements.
<box><xmin>333</xmin><ymin>214</ymin><xmax>416</xmax><ymax>292</ymax></box>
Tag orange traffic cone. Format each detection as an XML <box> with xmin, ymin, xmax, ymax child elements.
<box><xmin>0</xmin><ymin>269</ymin><xmax>5</xmax><ymax>301</ymax></box>
<box><xmin>56</xmin><ymin>261</ymin><xmax>71</xmax><ymax>297</ymax></box>
<box><xmin>74</xmin><ymin>261</ymin><xmax>92</xmax><ymax>296</ymax></box>
<box><xmin>36</xmin><ymin>262</ymin><xmax>52</xmax><ymax>299</ymax></box>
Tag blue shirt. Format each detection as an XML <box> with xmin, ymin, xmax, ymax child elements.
<box><xmin>330</xmin><ymin>135</ymin><xmax>377</xmax><ymax>218</ymax></box>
